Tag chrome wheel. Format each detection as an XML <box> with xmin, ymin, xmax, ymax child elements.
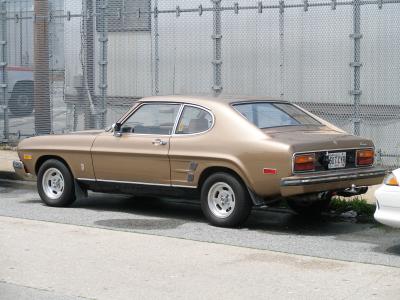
<box><xmin>42</xmin><ymin>168</ymin><xmax>64</xmax><ymax>200</ymax></box>
<box><xmin>17</xmin><ymin>94</ymin><xmax>30</xmax><ymax>108</ymax></box>
<box><xmin>207</xmin><ymin>182</ymin><xmax>236</xmax><ymax>218</ymax></box>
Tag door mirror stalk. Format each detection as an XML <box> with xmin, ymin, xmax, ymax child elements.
<box><xmin>112</xmin><ymin>122</ymin><xmax>122</xmax><ymax>137</ymax></box>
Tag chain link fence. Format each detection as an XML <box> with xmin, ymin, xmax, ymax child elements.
<box><xmin>0</xmin><ymin>0</ymin><xmax>399</xmax><ymax>168</ymax></box>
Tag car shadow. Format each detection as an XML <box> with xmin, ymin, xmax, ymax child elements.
<box><xmin>384</xmin><ymin>244</ymin><xmax>400</xmax><ymax>255</ymax></box>
<box><xmin>73</xmin><ymin>194</ymin><xmax>205</xmax><ymax>222</ymax></box>
<box><xmin>20</xmin><ymin>199</ymin><xmax>42</xmax><ymax>204</ymax></box>
<box><xmin>65</xmin><ymin>192</ymin><xmax>373</xmax><ymax>236</ymax></box>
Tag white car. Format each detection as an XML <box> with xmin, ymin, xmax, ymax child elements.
<box><xmin>374</xmin><ymin>169</ymin><xmax>400</xmax><ymax>228</ymax></box>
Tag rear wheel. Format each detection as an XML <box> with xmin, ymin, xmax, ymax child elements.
<box><xmin>201</xmin><ymin>172</ymin><xmax>251</xmax><ymax>227</ymax></box>
<box><xmin>286</xmin><ymin>192</ymin><xmax>332</xmax><ymax>216</ymax></box>
<box><xmin>37</xmin><ymin>159</ymin><xmax>76</xmax><ymax>207</ymax></box>
<box><xmin>9</xmin><ymin>81</ymin><xmax>34</xmax><ymax>117</ymax></box>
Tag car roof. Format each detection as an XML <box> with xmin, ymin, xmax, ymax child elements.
<box><xmin>138</xmin><ymin>94</ymin><xmax>288</xmax><ymax>107</ymax></box>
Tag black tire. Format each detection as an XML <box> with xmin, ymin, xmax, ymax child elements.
<box><xmin>37</xmin><ymin>159</ymin><xmax>76</xmax><ymax>207</ymax></box>
<box><xmin>9</xmin><ymin>81</ymin><xmax>34</xmax><ymax>117</ymax></box>
<box><xmin>286</xmin><ymin>193</ymin><xmax>332</xmax><ymax>217</ymax></box>
<box><xmin>201</xmin><ymin>172</ymin><xmax>251</xmax><ymax>227</ymax></box>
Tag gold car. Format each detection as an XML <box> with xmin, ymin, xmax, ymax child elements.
<box><xmin>14</xmin><ymin>95</ymin><xmax>386</xmax><ymax>227</ymax></box>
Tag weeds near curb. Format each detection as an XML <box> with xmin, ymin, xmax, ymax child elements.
<box><xmin>330</xmin><ymin>196</ymin><xmax>375</xmax><ymax>216</ymax></box>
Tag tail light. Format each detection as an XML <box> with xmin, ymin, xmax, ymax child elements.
<box><xmin>294</xmin><ymin>153</ymin><xmax>315</xmax><ymax>172</ymax></box>
<box><xmin>356</xmin><ymin>149</ymin><xmax>374</xmax><ymax>166</ymax></box>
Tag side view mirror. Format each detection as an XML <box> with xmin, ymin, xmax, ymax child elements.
<box><xmin>112</xmin><ymin>122</ymin><xmax>122</xmax><ymax>137</ymax></box>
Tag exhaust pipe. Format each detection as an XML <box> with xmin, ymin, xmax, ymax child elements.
<box><xmin>336</xmin><ymin>184</ymin><xmax>368</xmax><ymax>197</ymax></box>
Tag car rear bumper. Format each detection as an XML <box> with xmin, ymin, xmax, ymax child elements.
<box><xmin>374</xmin><ymin>184</ymin><xmax>400</xmax><ymax>228</ymax></box>
<box><xmin>280</xmin><ymin>166</ymin><xmax>386</xmax><ymax>197</ymax></box>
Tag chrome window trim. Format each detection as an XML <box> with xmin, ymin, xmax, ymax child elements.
<box><xmin>115</xmin><ymin>101</ymin><xmax>215</xmax><ymax>137</ymax></box>
<box><xmin>172</xmin><ymin>103</ymin><xmax>215</xmax><ymax>136</ymax></box>
<box><xmin>118</xmin><ymin>102</ymin><xmax>183</xmax><ymax>137</ymax></box>
<box><xmin>76</xmin><ymin>178</ymin><xmax>198</xmax><ymax>189</ymax></box>
<box><xmin>291</xmin><ymin>147</ymin><xmax>375</xmax><ymax>175</ymax></box>
<box><xmin>230</xmin><ymin>100</ymin><xmax>322</xmax><ymax>128</ymax></box>
<box><xmin>171</xmin><ymin>104</ymin><xmax>185</xmax><ymax>134</ymax></box>
<box><xmin>117</xmin><ymin>102</ymin><xmax>141</xmax><ymax>125</ymax></box>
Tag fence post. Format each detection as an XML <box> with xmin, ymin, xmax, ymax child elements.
<box><xmin>34</xmin><ymin>0</ymin><xmax>51</xmax><ymax>135</ymax></box>
<box><xmin>84</xmin><ymin>0</ymin><xmax>96</xmax><ymax>129</ymax></box>
<box><xmin>351</xmin><ymin>0</ymin><xmax>362</xmax><ymax>136</ymax></box>
<box><xmin>19</xmin><ymin>7</ymin><xmax>23</xmax><ymax>65</ymax></box>
<box><xmin>153</xmin><ymin>1</ymin><xmax>159</xmax><ymax>95</ymax></box>
<box><xmin>279</xmin><ymin>0</ymin><xmax>285</xmax><ymax>100</ymax></box>
<box><xmin>98</xmin><ymin>0</ymin><xmax>108</xmax><ymax>128</ymax></box>
<box><xmin>211</xmin><ymin>0</ymin><xmax>222</xmax><ymax>96</ymax></box>
<box><xmin>0</xmin><ymin>0</ymin><xmax>8</xmax><ymax>141</ymax></box>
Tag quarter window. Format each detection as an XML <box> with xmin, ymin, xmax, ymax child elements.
<box><xmin>175</xmin><ymin>106</ymin><xmax>213</xmax><ymax>134</ymax></box>
<box><xmin>121</xmin><ymin>104</ymin><xmax>180</xmax><ymax>135</ymax></box>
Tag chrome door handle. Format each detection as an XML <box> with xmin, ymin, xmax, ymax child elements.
<box><xmin>152</xmin><ymin>139</ymin><xmax>167</xmax><ymax>146</ymax></box>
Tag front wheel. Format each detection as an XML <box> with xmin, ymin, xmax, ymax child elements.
<box><xmin>201</xmin><ymin>172</ymin><xmax>251</xmax><ymax>227</ymax></box>
<box><xmin>37</xmin><ymin>159</ymin><xmax>76</xmax><ymax>207</ymax></box>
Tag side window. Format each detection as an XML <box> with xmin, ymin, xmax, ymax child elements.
<box><xmin>176</xmin><ymin>106</ymin><xmax>213</xmax><ymax>134</ymax></box>
<box><xmin>121</xmin><ymin>104</ymin><xmax>180</xmax><ymax>135</ymax></box>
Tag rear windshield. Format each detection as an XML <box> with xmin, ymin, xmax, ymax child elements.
<box><xmin>233</xmin><ymin>102</ymin><xmax>321</xmax><ymax>129</ymax></box>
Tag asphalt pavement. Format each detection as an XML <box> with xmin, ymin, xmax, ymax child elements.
<box><xmin>1</xmin><ymin>179</ymin><xmax>400</xmax><ymax>268</ymax></box>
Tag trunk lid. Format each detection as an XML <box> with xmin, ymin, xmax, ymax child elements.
<box><xmin>263</xmin><ymin>126</ymin><xmax>374</xmax><ymax>172</ymax></box>
<box><xmin>263</xmin><ymin>126</ymin><xmax>373</xmax><ymax>153</ymax></box>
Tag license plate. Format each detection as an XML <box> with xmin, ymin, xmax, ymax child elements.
<box><xmin>328</xmin><ymin>152</ymin><xmax>346</xmax><ymax>169</ymax></box>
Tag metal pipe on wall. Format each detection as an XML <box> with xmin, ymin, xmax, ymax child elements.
<box><xmin>153</xmin><ymin>0</ymin><xmax>159</xmax><ymax>95</ymax></box>
<box><xmin>211</xmin><ymin>0</ymin><xmax>222</xmax><ymax>96</ymax></box>
<box><xmin>84</xmin><ymin>0</ymin><xmax>95</xmax><ymax>129</ymax></box>
<box><xmin>351</xmin><ymin>0</ymin><xmax>362</xmax><ymax>136</ymax></box>
<box><xmin>1</xmin><ymin>0</ymin><xmax>8</xmax><ymax>141</ymax></box>
<box><xmin>98</xmin><ymin>0</ymin><xmax>108</xmax><ymax>128</ymax></box>
<box><xmin>279</xmin><ymin>0</ymin><xmax>285</xmax><ymax>100</ymax></box>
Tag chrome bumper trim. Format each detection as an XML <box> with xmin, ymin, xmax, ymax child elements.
<box><xmin>13</xmin><ymin>160</ymin><xmax>31</xmax><ymax>178</ymax></box>
<box><xmin>281</xmin><ymin>168</ymin><xmax>386</xmax><ymax>187</ymax></box>
<box><xmin>13</xmin><ymin>160</ymin><xmax>24</xmax><ymax>170</ymax></box>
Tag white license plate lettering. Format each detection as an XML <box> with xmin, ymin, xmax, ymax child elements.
<box><xmin>328</xmin><ymin>152</ymin><xmax>346</xmax><ymax>169</ymax></box>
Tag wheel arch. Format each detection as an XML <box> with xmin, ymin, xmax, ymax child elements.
<box><xmin>197</xmin><ymin>166</ymin><xmax>263</xmax><ymax>206</ymax></box>
<box><xmin>198</xmin><ymin>166</ymin><xmax>246</xmax><ymax>190</ymax></box>
<box><xmin>35</xmin><ymin>154</ymin><xmax>87</xmax><ymax>200</ymax></box>
<box><xmin>12</xmin><ymin>80</ymin><xmax>34</xmax><ymax>91</ymax></box>
<box><xmin>35</xmin><ymin>155</ymin><xmax>72</xmax><ymax>176</ymax></box>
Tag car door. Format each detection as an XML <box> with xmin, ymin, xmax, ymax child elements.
<box><xmin>91</xmin><ymin>103</ymin><xmax>182</xmax><ymax>185</ymax></box>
